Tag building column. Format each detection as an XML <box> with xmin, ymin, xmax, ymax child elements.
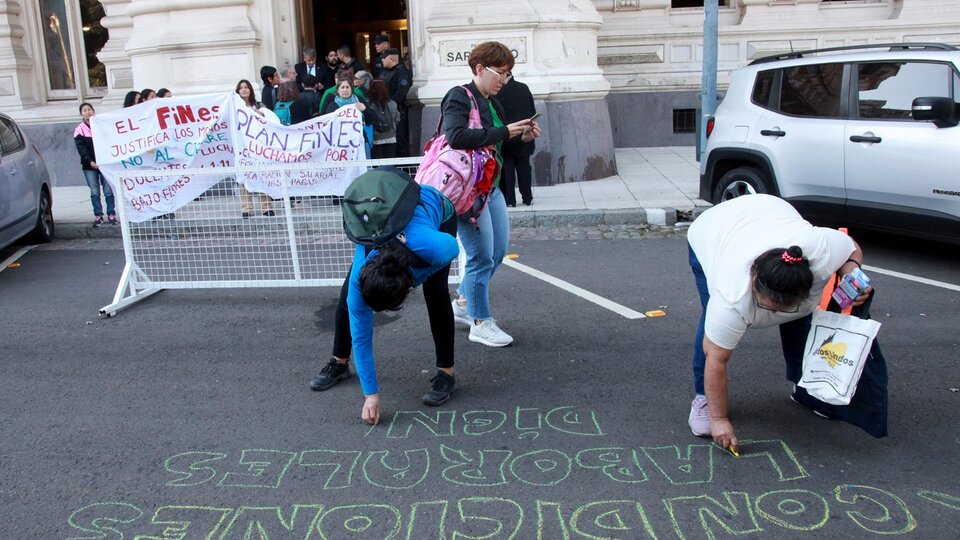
<box><xmin>0</xmin><ymin>0</ymin><xmax>41</xmax><ymax>109</ymax></box>
<box><xmin>123</xmin><ymin>0</ymin><xmax>261</xmax><ymax>96</ymax></box>
<box><xmin>97</xmin><ymin>0</ymin><xmax>134</xmax><ymax>107</ymax></box>
<box><xmin>413</xmin><ymin>0</ymin><xmax>616</xmax><ymax>185</ymax></box>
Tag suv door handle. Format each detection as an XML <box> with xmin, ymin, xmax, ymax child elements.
<box><xmin>850</xmin><ymin>135</ymin><xmax>882</xmax><ymax>143</ymax></box>
<box><xmin>760</xmin><ymin>129</ymin><xmax>786</xmax><ymax>137</ymax></box>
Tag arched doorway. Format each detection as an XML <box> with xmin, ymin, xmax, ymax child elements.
<box><xmin>297</xmin><ymin>0</ymin><xmax>410</xmax><ymax>74</ymax></box>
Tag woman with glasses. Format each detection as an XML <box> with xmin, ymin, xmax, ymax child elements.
<box><xmin>686</xmin><ymin>194</ymin><xmax>871</xmax><ymax>453</ymax></box>
<box><xmin>441</xmin><ymin>41</ymin><xmax>541</xmax><ymax>348</ymax></box>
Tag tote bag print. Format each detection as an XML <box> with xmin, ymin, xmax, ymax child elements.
<box><xmin>799</xmin><ymin>310</ymin><xmax>881</xmax><ymax>405</ymax></box>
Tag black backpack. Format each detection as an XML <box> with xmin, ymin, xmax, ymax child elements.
<box><xmin>370</xmin><ymin>102</ymin><xmax>393</xmax><ymax>133</ymax></box>
<box><xmin>342</xmin><ymin>167</ymin><xmax>420</xmax><ymax>249</ymax></box>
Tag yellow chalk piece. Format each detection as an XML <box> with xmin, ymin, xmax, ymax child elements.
<box><xmin>729</xmin><ymin>446</ymin><xmax>740</xmax><ymax>457</ymax></box>
<box><xmin>505</xmin><ymin>253</ymin><xmax>519</xmax><ymax>260</ymax></box>
<box><xmin>644</xmin><ymin>310</ymin><xmax>666</xmax><ymax>317</ymax></box>
<box><xmin>7</xmin><ymin>263</ymin><xmax>20</xmax><ymax>268</ymax></box>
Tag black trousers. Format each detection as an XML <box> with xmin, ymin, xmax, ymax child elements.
<box><xmin>395</xmin><ymin>106</ymin><xmax>410</xmax><ymax>157</ymax></box>
<box><xmin>332</xmin><ymin>216</ymin><xmax>458</xmax><ymax>369</ymax></box>
<box><xmin>372</xmin><ymin>143</ymin><xmax>397</xmax><ymax>159</ymax></box>
<box><xmin>499</xmin><ymin>155</ymin><xmax>533</xmax><ymax>206</ymax></box>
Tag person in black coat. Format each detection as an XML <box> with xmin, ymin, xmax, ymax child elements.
<box><xmin>380</xmin><ymin>48</ymin><xmax>413</xmax><ymax>156</ymax></box>
<box><xmin>297</xmin><ymin>74</ymin><xmax>322</xmax><ymax>118</ymax></box>
<box><xmin>318</xmin><ymin>50</ymin><xmax>340</xmax><ymax>91</ymax></box>
<box><xmin>495</xmin><ymin>78</ymin><xmax>537</xmax><ymax>206</ymax></box>
<box><xmin>259</xmin><ymin>65</ymin><xmax>280</xmax><ymax>110</ymax></box>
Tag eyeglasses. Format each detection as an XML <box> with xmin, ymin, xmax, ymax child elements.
<box><xmin>483</xmin><ymin>66</ymin><xmax>513</xmax><ymax>82</ymax></box>
<box><xmin>754</xmin><ymin>296</ymin><xmax>801</xmax><ymax>313</ymax></box>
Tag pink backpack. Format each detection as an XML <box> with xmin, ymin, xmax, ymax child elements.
<box><xmin>415</xmin><ymin>86</ymin><xmax>500</xmax><ymax>226</ymax></box>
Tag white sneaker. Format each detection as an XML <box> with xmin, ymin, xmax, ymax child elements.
<box><xmin>469</xmin><ymin>319</ymin><xmax>513</xmax><ymax>347</ymax></box>
<box><xmin>451</xmin><ymin>300</ymin><xmax>471</xmax><ymax>326</ymax></box>
<box><xmin>688</xmin><ymin>395</ymin><xmax>711</xmax><ymax>436</ymax></box>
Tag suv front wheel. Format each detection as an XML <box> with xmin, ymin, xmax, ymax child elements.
<box><xmin>713</xmin><ymin>167</ymin><xmax>771</xmax><ymax>203</ymax></box>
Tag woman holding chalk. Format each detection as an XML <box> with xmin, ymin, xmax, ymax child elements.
<box><xmin>685</xmin><ymin>194</ymin><xmax>871</xmax><ymax>453</ymax></box>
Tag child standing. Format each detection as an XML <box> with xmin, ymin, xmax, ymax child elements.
<box><xmin>74</xmin><ymin>102</ymin><xmax>116</xmax><ymax>226</ymax></box>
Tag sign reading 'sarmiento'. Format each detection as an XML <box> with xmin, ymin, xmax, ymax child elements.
<box><xmin>439</xmin><ymin>37</ymin><xmax>527</xmax><ymax>67</ymax></box>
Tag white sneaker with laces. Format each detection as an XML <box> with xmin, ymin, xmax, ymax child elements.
<box><xmin>688</xmin><ymin>395</ymin><xmax>711</xmax><ymax>436</ymax></box>
<box><xmin>469</xmin><ymin>319</ymin><xmax>513</xmax><ymax>347</ymax></box>
<box><xmin>451</xmin><ymin>300</ymin><xmax>471</xmax><ymax>326</ymax></box>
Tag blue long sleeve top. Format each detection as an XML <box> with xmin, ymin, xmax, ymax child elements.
<box><xmin>347</xmin><ymin>186</ymin><xmax>458</xmax><ymax>395</ymax></box>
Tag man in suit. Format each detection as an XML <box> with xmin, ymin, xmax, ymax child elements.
<box><xmin>372</xmin><ymin>35</ymin><xmax>390</xmax><ymax>77</ymax></box>
<box><xmin>496</xmin><ymin>77</ymin><xmax>537</xmax><ymax>206</ymax></box>
<box><xmin>259</xmin><ymin>65</ymin><xmax>280</xmax><ymax>110</ymax></box>
<box><xmin>297</xmin><ymin>74</ymin><xmax>322</xmax><ymax>118</ymax></box>
<box><xmin>295</xmin><ymin>48</ymin><xmax>319</xmax><ymax>90</ymax></box>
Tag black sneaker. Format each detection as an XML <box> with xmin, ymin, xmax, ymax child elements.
<box><xmin>310</xmin><ymin>358</ymin><xmax>352</xmax><ymax>391</ymax></box>
<box><xmin>422</xmin><ymin>370</ymin><xmax>456</xmax><ymax>406</ymax></box>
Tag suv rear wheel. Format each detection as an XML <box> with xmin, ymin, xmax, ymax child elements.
<box><xmin>713</xmin><ymin>167</ymin><xmax>771</xmax><ymax>203</ymax></box>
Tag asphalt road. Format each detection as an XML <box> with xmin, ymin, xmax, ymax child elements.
<box><xmin>1</xmin><ymin>229</ymin><xmax>958</xmax><ymax>539</ymax></box>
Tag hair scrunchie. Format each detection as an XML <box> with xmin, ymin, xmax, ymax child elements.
<box><xmin>781</xmin><ymin>251</ymin><xmax>803</xmax><ymax>265</ymax></box>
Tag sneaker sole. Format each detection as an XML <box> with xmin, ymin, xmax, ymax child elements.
<box><xmin>468</xmin><ymin>333</ymin><xmax>513</xmax><ymax>347</ymax></box>
<box><xmin>453</xmin><ymin>314</ymin><xmax>472</xmax><ymax>326</ymax></box>
<box><xmin>689</xmin><ymin>425</ymin><xmax>711</xmax><ymax>437</ymax></box>
<box><xmin>789</xmin><ymin>392</ymin><xmax>831</xmax><ymax>419</ymax></box>
<box><xmin>309</xmin><ymin>371</ymin><xmax>353</xmax><ymax>391</ymax></box>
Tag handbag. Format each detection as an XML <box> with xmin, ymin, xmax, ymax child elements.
<box><xmin>783</xmin><ymin>281</ymin><xmax>889</xmax><ymax>438</ymax></box>
<box><xmin>798</xmin><ymin>309</ymin><xmax>881</xmax><ymax>405</ymax></box>
<box><xmin>415</xmin><ymin>86</ymin><xmax>500</xmax><ymax>226</ymax></box>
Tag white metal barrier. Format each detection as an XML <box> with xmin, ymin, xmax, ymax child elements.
<box><xmin>100</xmin><ymin>158</ymin><xmax>465</xmax><ymax>316</ymax></box>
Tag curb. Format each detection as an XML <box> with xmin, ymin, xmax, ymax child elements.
<box><xmin>54</xmin><ymin>208</ymin><xmax>693</xmax><ymax>241</ymax></box>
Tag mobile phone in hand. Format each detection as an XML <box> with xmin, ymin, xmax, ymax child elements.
<box><xmin>529</xmin><ymin>112</ymin><xmax>541</xmax><ymax>122</ymax></box>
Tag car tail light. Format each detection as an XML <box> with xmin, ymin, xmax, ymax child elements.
<box><xmin>706</xmin><ymin>116</ymin><xmax>715</xmax><ymax>138</ymax></box>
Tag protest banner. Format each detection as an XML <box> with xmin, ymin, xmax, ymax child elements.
<box><xmin>92</xmin><ymin>93</ymin><xmax>365</xmax><ymax>222</ymax></box>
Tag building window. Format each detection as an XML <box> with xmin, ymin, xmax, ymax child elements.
<box><xmin>856</xmin><ymin>62</ymin><xmax>956</xmax><ymax>120</ymax></box>
<box><xmin>778</xmin><ymin>63</ymin><xmax>843</xmax><ymax>118</ymax></box>
<box><xmin>37</xmin><ymin>0</ymin><xmax>108</xmax><ymax>98</ymax></box>
<box><xmin>673</xmin><ymin>109</ymin><xmax>696</xmax><ymax>133</ymax></box>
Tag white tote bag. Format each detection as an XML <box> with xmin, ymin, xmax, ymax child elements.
<box><xmin>798</xmin><ymin>310</ymin><xmax>881</xmax><ymax>405</ymax></box>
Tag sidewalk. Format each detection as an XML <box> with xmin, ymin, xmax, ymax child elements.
<box><xmin>53</xmin><ymin>147</ymin><xmax>710</xmax><ymax>239</ymax></box>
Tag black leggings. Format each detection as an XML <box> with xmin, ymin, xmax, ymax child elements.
<box><xmin>332</xmin><ymin>216</ymin><xmax>458</xmax><ymax>369</ymax></box>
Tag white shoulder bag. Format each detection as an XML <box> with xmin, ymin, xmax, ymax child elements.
<box><xmin>798</xmin><ymin>310</ymin><xmax>881</xmax><ymax>405</ymax></box>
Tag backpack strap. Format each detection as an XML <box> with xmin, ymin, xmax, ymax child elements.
<box><xmin>362</xmin><ymin>235</ymin><xmax>430</xmax><ymax>269</ymax></box>
<box><xmin>434</xmin><ymin>85</ymin><xmax>482</xmax><ymax>137</ymax></box>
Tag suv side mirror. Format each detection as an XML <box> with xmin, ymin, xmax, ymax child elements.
<box><xmin>912</xmin><ymin>96</ymin><xmax>958</xmax><ymax>128</ymax></box>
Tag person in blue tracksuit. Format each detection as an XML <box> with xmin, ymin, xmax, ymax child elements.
<box><xmin>310</xmin><ymin>183</ymin><xmax>460</xmax><ymax>425</ymax></box>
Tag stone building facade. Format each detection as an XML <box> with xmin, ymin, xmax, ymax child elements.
<box><xmin>2</xmin><ymin>0</ymin><xmax>957</xmax><ymax>187</ymax></box>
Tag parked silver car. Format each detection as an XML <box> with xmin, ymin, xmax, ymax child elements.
<box><xmin>700</xmin><ymin>43</ymin><xmax>960</xmax><ymax>244</ymax></box>
<box><xmin>0</xmin><ymin>113</ymin><xmax>54</xmax><ymax>250</ymax></box>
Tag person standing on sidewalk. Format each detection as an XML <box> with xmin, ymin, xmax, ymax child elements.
<box><xmin>310</xmin><ymin>169</ymin><xmax>460</xmax><ymax>425</ymax></box>
<box><xmin>379</xmin><ymin>48</ymin><xmax>412</xmax><ymax>156</ymax></box>
<box><xmin>73</xmin><ymin>102</ymin><xmax>116</xmax><ymax>227</ymax></box>
<box><xmin>443</xmin><ymin>42</ymin><xmax>541</xmax><ymax>347</ymax></box>
<box><xmin>685</xmin><ymin>194</ymin><xmax>870</xmax><ymax>453</ymax></box>
<box><xmin>496</xmin><ymin>77</ymin><xmax>536</xmax><ymax>206</ymax></box>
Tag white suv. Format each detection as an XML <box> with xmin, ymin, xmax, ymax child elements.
<box><xmin>700</xmin><ymin>43</ymin><xmax>960</xmax><ymax>244</ymax></box>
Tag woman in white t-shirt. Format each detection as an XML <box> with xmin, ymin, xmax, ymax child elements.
<box><xmin>685</xmin><ymin>194</ymin><xmax>871</xmax><ymax>453</ymax></box>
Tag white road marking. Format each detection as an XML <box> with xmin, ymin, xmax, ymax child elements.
<box><xmin>864</xmin><ymin>264</ymin><xmax>960</xmax><ymax>292</ymax></box>
<box><xmin>502</xmin><ymin>258</ymin><xmax>646</xmax><ymax>319</ymax></box>
<box><xmin>0</xmin><ymin>246</ymin><xmax>34</xmax><ymax>274</ymax></box>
